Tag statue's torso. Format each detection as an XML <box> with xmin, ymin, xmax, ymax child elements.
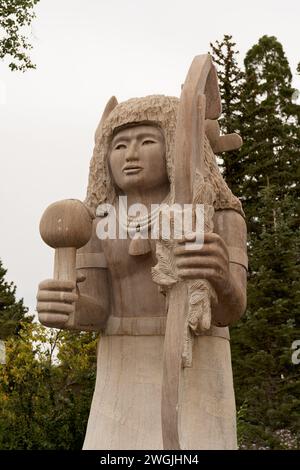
<box><xmin>83</xmin><ymin>213</ymin><xmax>237</xmax><ymax>450</ymax></box>
<box><xmin>101</xmin><ymin>236</ymin><xmax>166</xmax><ymax>318</ymax></box>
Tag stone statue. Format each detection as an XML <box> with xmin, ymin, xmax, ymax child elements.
<box><xmin>37</xmin><ymin>55</ymin><xmax>247</xmax><ymax>450</ymax></box>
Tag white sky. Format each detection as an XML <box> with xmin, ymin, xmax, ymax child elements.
<box><xmin>0</xmin><ymin>0</ymin><xmax>299</xmax><ymax>315</ymax></box>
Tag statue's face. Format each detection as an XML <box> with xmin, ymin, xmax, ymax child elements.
<box><xmin>109</xmin><ymin>124</ymin><xmax>168</xmax><ymax>194</ymax></box>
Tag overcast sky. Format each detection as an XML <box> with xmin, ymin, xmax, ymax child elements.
<box><xmin>0</xmin><ymin>0</ymin><xmax>299</xmax><ymax>316</ymax></box>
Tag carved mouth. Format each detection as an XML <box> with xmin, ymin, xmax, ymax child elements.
<box><xmin>123</xmin><ymin>166</ymin><xmax>143</xmax><ymax>175</ymax></box>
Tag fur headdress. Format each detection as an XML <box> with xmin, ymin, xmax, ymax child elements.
<box><xmin>85</xmin><ymin>94</ymin><xmax>244</xmax><ymax>217</ymax></box>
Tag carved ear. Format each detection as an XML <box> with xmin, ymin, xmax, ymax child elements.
<box><xmin>94</xmin><ymin>96</ymin><xmax>118</xmax><ymax>142</ymax></box>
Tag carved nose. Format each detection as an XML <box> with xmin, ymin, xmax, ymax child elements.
<box><xmin>125</xmin><ymin>142</ymin><xmax>138</xmax><ymax>161</ymax></box>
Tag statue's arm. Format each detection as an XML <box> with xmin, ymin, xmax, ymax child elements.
<box><xmin>37</xmin><ymin>219</ymin><xmax>110</xmax><ymax>332</ymax></box>
<box><xmin>212</xmin><ymin>209</ymin><xmax>247</xmax><ymax>326</ymax></box>
<box><xmin>174</xmin><ymin>208</ymin><xmax>247</xmax><ymax>327</ymax></box>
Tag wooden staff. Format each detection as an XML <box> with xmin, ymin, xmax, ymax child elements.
<box><xmin>160</xmin><ymin>55</ymin><xmax>222</xmax><ymax>449</ymax></box>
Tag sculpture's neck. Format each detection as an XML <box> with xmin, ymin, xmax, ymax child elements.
<box><xmin>123</xmin><ymin>184</ymin><xmax>170</xmax><ymax>211</ymax></box>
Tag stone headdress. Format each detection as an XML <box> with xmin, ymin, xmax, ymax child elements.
<box><xmin>85</xmin><ymin>94</ymin><xmax>244</xmax><ymax>217</ymax></box>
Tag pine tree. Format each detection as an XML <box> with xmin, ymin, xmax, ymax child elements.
<box><xmin>210</xmin><ymin>35</ymin><xmax>245</xmax><ymax>197</ymax></box>
<box><xmin>232</xmin><ymin>186</ymin><xmax>300</xmax><ymax>449</ymax></box>
<box><xmin>0</xmin><ymin>259</ymin><xmax>30</xmax><ymax>340</ymax></box>
<box><xmin>241</xmin><ymin>35</ymin><xmax>300</xmax><ymax>227</ymax></box>
<box><xmin>211</xmin><ymin>34</ymin><xmax>300</xmax><ymax>449</ymax></box>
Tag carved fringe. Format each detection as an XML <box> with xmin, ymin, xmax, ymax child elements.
<box><xmin>152</xmin><ymin>175</ymin><xmax>217</xmax><ymax>368</ymax></box>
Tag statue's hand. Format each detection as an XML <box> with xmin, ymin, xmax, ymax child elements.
<box><xmin>174</xmin><ymin>232</ymin><xmax>231</xmax><ymax>296</ymax></box>
<box><xmin>36</xmin><ymin>275</ymin><xmax>85</xmax><ymax>328</ymax></box>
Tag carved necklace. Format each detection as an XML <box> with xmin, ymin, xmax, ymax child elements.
<box><xmin>118</xmin><ymin>195</ymin><xmax>170</xmax><ymax>256</ymax></box>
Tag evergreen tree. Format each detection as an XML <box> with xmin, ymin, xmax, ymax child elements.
<box><xmin>211</xmin><ymin>34</ymin><xmax>300</xmax><ymax>449</ymax></box>
<box><xmin>241</xmin><ymin>35</ymin><xmax>300</xmax><ymax>227</ymax></box>
<box><xmin>232</xmin><ymin>186</ymin><xmax>300</xmax><ymax>449</ymax></box>
<box><xmin>210</xmin><ymin>35</ymin><xmax>245</xmax><ymax>196</ymax></box>
<box><xmin>0</xmin><ymin>259</ymin><xmax>30</xmax><ymax>340</ymax></box>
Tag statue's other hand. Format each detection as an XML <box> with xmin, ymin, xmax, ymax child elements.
<box><xmin>174</xmin><ymin>232</ymin><xmax>231</xmax><ymax>297</ymax></box>
<box><xmin>36</xmin><ymin>278</ymin><xmax>83</xmax><ymax>328</ymax></box>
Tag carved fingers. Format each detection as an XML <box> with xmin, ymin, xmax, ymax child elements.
<box><xmin>174</xmin><ymin>232</ymin><xmax>230</xmax><ymax>293</ymax></box>
<box><xmin>36</xmin><ymin>279</ymin><xmax>78</xmax><ymax>328</ymax></box>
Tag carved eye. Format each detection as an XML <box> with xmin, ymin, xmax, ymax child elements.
<box><xmin>115</xmin><ymin>143</ymin><xmax>127</xmax><ymax>150</ymax></box>
<box><xmin>142</xmin><ymin>140</ymin><xmax>155</xmax><ymax>146</ymax></box>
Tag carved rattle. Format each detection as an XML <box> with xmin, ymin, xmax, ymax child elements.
<box><xmin>39</xmin><ymin>199</ymin><xmax>94</xmax><ymax>328</ymax></box>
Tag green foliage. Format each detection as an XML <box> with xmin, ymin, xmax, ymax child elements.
<box><xmin>0</xmin><ymin>259</ymin><xmax>31</xmax><ymax>340</ymax></box>
<box><xmin>210</xmin><ymin>35</ymin><xmax>245</xmax><ymax>196</ymax></box>
<box><xmin>233</xmin><ymin>188</ymin><xmax>300</xmax><ymax>449</ymax></box>
<box><xmin>0</xmin><ymin>322</ymin><xmax>98</xmax><ymax>449</ymax></box>
<box><xmin>0</xmin><ymin>0</ymin><xmax>39</xmax><ymax>71</ymax></box>
<box><xmin>211</xmin><ymin>35</ymin><xmax>300</xmax><ymax>449</ymax></box>
<box><xmin>241</xmin><ymin>35</ymin><xmax>300</xmax><ymax>224</ymax></box>
<box><xmin>0</xmin><ymin>263</ymin><xmax>97</xmax><ymax>450</ymax></box>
